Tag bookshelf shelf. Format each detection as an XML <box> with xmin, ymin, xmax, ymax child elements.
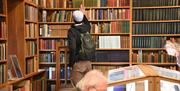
<box><xmin>39</xmin><ymin>6</ymin><xmax>130</xmax><ymax>10</ymax></box>
<box><xmin>91</xmin><ymin>62</ymin><xmax>130</xmax><ymax>65</ymax></box>
<box><xmin>86</xmin><ymin>6</ymin><xmax>130</xmax><ymax>9</ymax></box>
<box><xmin>96</xmin><ymin>48</ymin><xmax>130</xmax><ymax>50</ymax></box>
<box><xmin>39</xmin><ymin>22</ymin><xmax>73</xmax><ymax>24</ymax></box>
<box><xmin>133</xmin><ymin>20</ymin><xmax>180</xmax><ymax>23</ymax></box>
<box><xmin>90</xmin><ymin>19</ymin><xmax>130</xmax><ymax>22</ymax></box>
<box><xmin>7</xmin><ymin>70</ymin><xmax>45</xmax><ymax>85</ymax></box>
<box><xmin>39</xmin><ymin>62</ymin><xmax>56</xmax><ymax>65</ymax></box>
<box><xmin>25</xmin><ymin>37</ymin><xmax>37</xmax><ymax>40</ymax></box>
<box><xmin>39</xmin><ymin>19</ymin><xmax>130</xmax><ymax>24</ymax></box>
<box><xmin>0</xmin><ymin>61</ymin><xmax>7</xmax><ymax>64</ymax></box>
<box><xmin>0</xmin><ymin>38</ymin><xmax>7</xmax><ymax>41</ymax></box>
<box><xmin>132</xmin><ymin>48</ymin><xmax>165</xmax><ymax>50</ymax></box>
<box><xmin>0</xmin><ymin>14</ymin><xmax>6</xmax><ymax>17</ymax></box>
<box><xmin>25</xmin><ymin>55</ymin><xmax>36</xmax><ymax>59</ymax></box>
<box><xmin>133</xmin><ymin>6</ymin><xmax>180</xmax><ymax>9</ymax></box>
<box><xmin>47</xmin><ymin>79</ymin><xmax>56</xmax><ymax>82</ymax></box>
<box><xmin>39</xmin><ymin>49</ymin><xmax>56</xmax><ymax>52</ymax></box>
<box><xmin>132</xmin><ymin>62</ymin><xmax>177</xmax><ymax>65</ymax></box>
<box><xmin>25</xmin><ymin>20</ymin><xmax>37</xmax><ymax>23</ymax></box>
<box><xmin>132</xmin><ymin>34</ymin><xmax>180</xmax><ymax>37</ymax></box>
<box><xmin>24</xmin><ymin>1</ymin><xmax>38</xmax><ymax>8</ymax></box>
<box><xmin>39</xmin><ymin>36</ymin><xmax>67</xmax><ymax>39</ymax></box>
<box><xmin>92</xmin><ymin>33</ymin><xmax>130</xmax><ymax>35</ymax></box>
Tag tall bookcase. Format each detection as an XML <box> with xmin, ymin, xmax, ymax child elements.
<box><xmin>24</xmin><ymin>0</ymin><xmax>39</xmax><ymax>75</ymax></box>
<box><xmin>37</xmin><ymin>0</ymin><xmax>132</xmax><ymax>90</ymax></box>
<box><xmin>0</xmin><ymin>0</ymin><xmax>8</xmax><ymax>88</ymax></box>
<box><xmin>6</xmin><ymin>0</ymin><xmax>47</xmax><ymax>90</ymax></box>
<box><xmin>38</xmin><ymin>0</ymin><xmax>71</xmax><ymax>90</ymax></box>
<box><xmin>132</xmin><ymin>0</ymin><xmax>180</xmax><ymax>70</ymax></box>
<box><xmin>8</xmin><ymin>0</ymin><xmax>39</xmax><ymax>76</ymax></box>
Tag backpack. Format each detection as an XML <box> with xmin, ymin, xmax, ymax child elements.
<box><xmin>78</xmin><ymin>31</ymin><xmax>95</xmax><ymax>60</ymax></box>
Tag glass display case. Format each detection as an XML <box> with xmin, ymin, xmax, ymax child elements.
<box><xmin>107</xmin><ymin>65</ymin><xmax>180</xmax><ymax>91</ymax></box>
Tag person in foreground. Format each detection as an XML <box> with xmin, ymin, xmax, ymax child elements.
<box><xmin>76</xmin><ymin>70</ymin><xmax>108</xmax><ymax>91</ymax></box>
<box><xmin>68</xmin><ymin>4</ymin><xmax>95</xmax><ymax>85</ymax></box>
<box><xmin>165</xmin><ymin>37</ymin><xmax>180</xmax><ymax>68</ymax></box>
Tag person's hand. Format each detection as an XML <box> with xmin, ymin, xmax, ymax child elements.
<box><xmin>80</xmin><ymin>4</ymin><xmax>86</xmax><ymax>15</ymax></box>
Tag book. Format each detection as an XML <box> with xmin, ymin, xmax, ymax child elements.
<box><xmin>8</xmin><ymin>55</ymin><xmax>23</xmax><ymax>78</ymax></box>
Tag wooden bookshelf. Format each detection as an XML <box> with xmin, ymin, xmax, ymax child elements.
<box><xmin>0</xmin><ymin>0</ymin><xmax>8</xmax><ymax>89</ymax></box>
<box><xmin>5</xmin><ymin>0</ymin><xmax>47</xmax><ymax>90</ymax></box>
<box><xmin>56</xmin><ymin>42</ymin><xmax>70</xmax><ymax>90</ymax></box>
<box><xmin>8</xmin><ymin>0</ymin><xmax>39</xmax><ymax>76</ymax></box>
<box><xmin>132</xmin><ymin>0</ymin><xmax>180</xmax><ymax>71</ymax></box>
<box><xmin>4</xmin><ymin>0</ymin><xmax>179</xmax><ymax>90</ymax></box>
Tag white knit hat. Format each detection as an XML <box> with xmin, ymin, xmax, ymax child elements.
<box><xmin>73</xmin><ymin>10</ymin><xmax>84</xmax><ymax>22</ymax></box>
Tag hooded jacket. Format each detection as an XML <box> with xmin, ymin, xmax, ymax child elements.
<box><xmin>68</xmin><ymin>15</ymin><xmax>92</xmax><ymax>67</ymax></box>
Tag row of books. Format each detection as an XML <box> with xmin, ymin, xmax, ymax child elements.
<box><xmin>25</xmin><ymin>5</ymin><xmax>38</xmax><ymax>22</ymax></box>
<box><xmin>0</xmin><ymin>21</ymin><xmax>6</xmax><ymax>38</ymax></box>
<box><xmin>39</xmin><ymin>0</ymin><xmax>67</xmax><ymax>8</ymax></box>
<box><xmin>39</xmin><ymin>67</ymin><xmax>70</xmax><ymax>80</ymax></box>
<box><xmin>60</xmin><ymin>51</ymin><xmax>66</xmax><ymax>63</ymax></box>
<box><xmin>39</xmin><ymin>51</ymin><xmax>68</xmax><ymax>63</ymax></box>
<box><xmin>133</xmin><ymin>0</ymin><xmax>180</xmax><ymax>7</ymax></box>
<box><xmin>132</xmin><ymin>51</ymin><xmax>176</xmax><ymax>63</ymax></box>
<box><xmin>73</xmin><ymin>0</ymin><xmax>130</xmax><ymax>8</ymax></box>
<box><xmin>91</xmin><ymin>21</ymin><xmax>129</xmax><ymax>33</ymax></box>
<box><xmin>86</xmin><ymin>9</ymin><xmax>130</xmax><ymax>20</ymax></box>
<box><xmin>26</xmin><ymin>41</ymin><xmax>37</xmax><ymax>56</ymax></box>
<box><xmin>40</xmin><ymin>9</ymin><xmax>130</xmax><ymax>22</ymax></box>
<box><xmin>39</xmin><ymin>39</ymin><xmax>68</xmax><ymax>50</ymax></box>
<box><xmin>39</xmin><ymin>39</ymin><xmax>56</xmax><ymax>50</ymax></box>
<box><xmin>0</xmin><ymin>43</ymin><xmax>5</xmax><ymax>61</ymax></box>
<box><xmin>133</xmin><ymin>22</ymin><xmax>180</xmax><ymax>34</ymax></box>
<box><xmin>25</xmin><ymin>0</ymin><xmax>38</xmax><ymax>5</ymax></box>
<box><xmin>60</xmin><ymin>66</ymin><xmax>70</xmax><ymax>79</ymax></box>
<box><xmin>44</xmin><ymin>67</ymin><xmax>56</xmax><ymax>79</ymax></box>
<box><xmin>133</xmin><ymin>8</ymin><xmax>180</xmax><ymax>21</ymax></box>
<box><xmin>25</xmin><ymin>23</ymin><xmax>38</xmax><ymax>38</ymax></box>
<box><xmin>32</xmin><ymin>78</ymin><xmax>46</xmax><ymax>91</ymax></box>
<box><xmin>38</xmin><ymin>0</ymin><xmax>130</xmax><ymax>8</ymax></box>
<box><xmin>132</xmin><ymin>37</ymin><xmax>166</xmax><ymax>48</ymax></box>
<box><xmin>97</xmin><ymin>36</ymin><xmax>129</xmax><ymax>48</ymax></box>
<box><xmin>43</xmin><ymin>66</ymin><xmax>70</xmax><ymax>80</ymax></box>
<box><xmin>39</xmin><ymin>52</ymin><xmax>56</xmax><ymax>62</ymax></box>
<box><xmin>39</xmin><ymin>24</ymin><xmax>69</xmax><ymax>37</ymax></box>
<box><xmin>95</xmin><ymin>50</ymin><xmax>129</xmax><ymax>62</ymax></box>
<box><xmin>0</xmin><ymin>64</ymin><xmax>6</xmax><ymax>84</ymax></box>
<box><xmin>26</xmin><ymin>57</ymin><xmax>38</xmax><ymax>74</ymax></box>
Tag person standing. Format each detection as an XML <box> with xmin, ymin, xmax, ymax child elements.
<box><xmin>165</xmin><ymin>37</ymin><xmax>180</xmax><ymax>68</ymax></box>
<box><xmin>67</xmin><ymin>4</ymin><xmax>95</xmax><ymax>85</ymax></box>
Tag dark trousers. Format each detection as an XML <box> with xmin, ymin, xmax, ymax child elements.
<box><xmin>71</xmin><ymin>61</ymin><xmax>92</xmax><ymax>85</ymax></box>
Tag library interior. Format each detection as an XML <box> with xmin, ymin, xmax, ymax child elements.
<box><xmin>0</xmin><ymin>0</ymin><xmax>180</xmax><ymax>91</ymax></box>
